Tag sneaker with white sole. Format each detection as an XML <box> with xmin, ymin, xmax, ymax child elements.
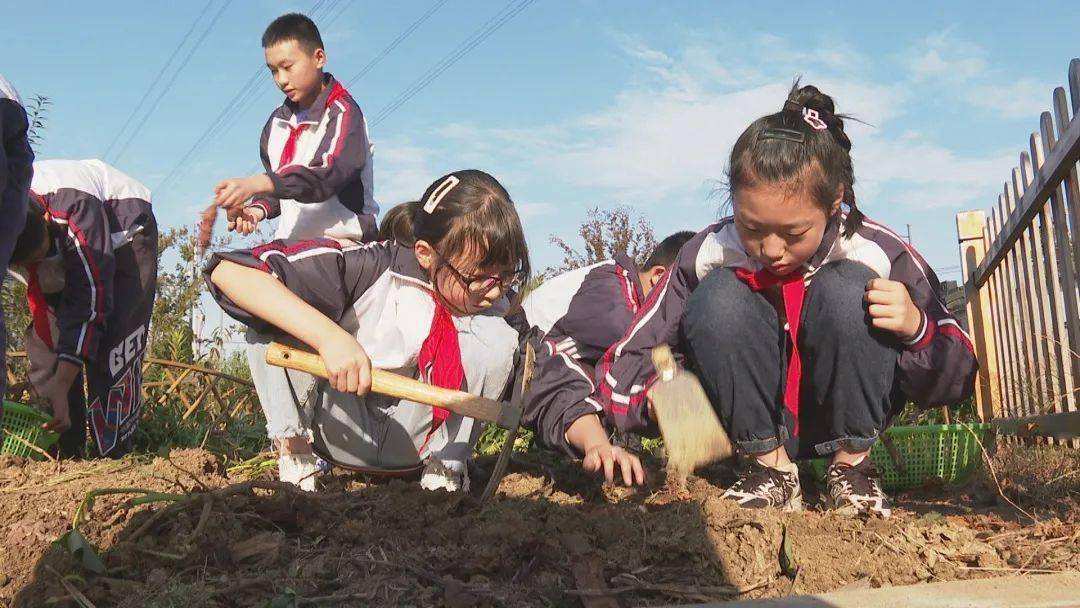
<box><xmin>721</xmin><ymin>457</ymin><xmax>803</xmax><ymax>511</ymax></box>
<box><xmin>420</xmin><ymin>459</ymin><xmax>470</xmax><ymax>493</ymax></box>
<box><xmin>825</xmin><ymin>457</ymin><xmax>891</xmax><ymax>518</ymax></box>
<box><xmin>278</xmin><ymin>453</ymin><xmax>319</xmax><ymax>492</ymax></box>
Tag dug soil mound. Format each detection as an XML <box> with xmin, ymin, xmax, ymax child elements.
<box><xmin>1</xmin><ymin>448</ymin><xmax>1077</xmax><ymax>607</ymax></box>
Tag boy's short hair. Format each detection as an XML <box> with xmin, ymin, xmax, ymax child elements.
<box><xmin>10</xmin><ymin>210</ymin><xmax>48</xmax><ymax>265</ymax></box>
<box><xmin>642</xmin><ymin>230</ymin><xmax>695</xmax><ymax>269</ymax></box>
<box><xmin>262</xmin><ymin>13</ymin><xmax>324</xmax><ymax>52</ymax></box>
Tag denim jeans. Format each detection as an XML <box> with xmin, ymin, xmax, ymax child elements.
<box><xmin>682</xmin><ymin>260</ymin><xmax>902</xmax><ymax>459</ymax></box>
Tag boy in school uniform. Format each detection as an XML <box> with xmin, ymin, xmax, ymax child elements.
<box><xmin>0</xmin><ymin>74</ymin><xmax>35</xmax><ymax>410</ymax></box>
<box><xmin>9</xmin><ymin>159</ymin><xmax>157</xmax><ymax>458</ymax></box>
<box><xmin>210</xmin><ymin>13</ymin><xmax>379</xmax><ymax>487</ymax></box>
<box><xmin>215</xmin><ymin>12</ymin><xmax>378</xmax><ymax>244</ymax></box>
<box><xmin>518</xmin><ymin>231</ymin><xmax>695</xmax><ymax>484</ymax></box>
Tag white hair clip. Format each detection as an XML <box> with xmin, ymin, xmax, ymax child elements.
<box><xmin>802</xmin><ymin>108</ymin><xmax>828</xmax><ymax>131</ymax></box>
<box><xmin>423</xmin><ymin>175</ymin><xmax>460</xmax><ymax>213</ymax></box>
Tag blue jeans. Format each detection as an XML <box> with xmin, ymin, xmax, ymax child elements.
<box><xmin>682</xmin><ymin>260</ymin><xmax>903</xmax><ymax>459</ymax></box>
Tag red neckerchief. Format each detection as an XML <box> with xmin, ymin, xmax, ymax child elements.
<box><xmin>25</xmin><ymin>264</ymin><xmax>54</xmax><ymax>349</ymax></box>
<box><xmin>279</xmin><ymin>81</ymin><xmax>351</xmax><ymax>168</ymax></box>
<box><xmin>416</xmin><ymin>295</ymin><xmax>465</xmax><ymax>453</ymax></box>
<box><xmin>735</xmin><ymin>267</ymin><xmax>807</xmax><ymax>436</ymax></box>
<box><xmin>278</xmin><ymin>123</ymin><xmax>308</xmax><ymax>167</ymax></box>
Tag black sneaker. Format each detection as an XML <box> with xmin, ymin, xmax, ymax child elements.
<box><xmin>825</xmin><ymin>458</ymin><xmax>891</xmax><ymax>518</ymax></box>
<box><xmin>721</xmin><ymin>457</ymin><xmax>803</xmax><ymax>511</ymax></box>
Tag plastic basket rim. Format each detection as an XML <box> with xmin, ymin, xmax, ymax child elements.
<box><xmin>2</xmin><ymin>400</ymin><xmax>53</xmax><ymax>424</ymax></box>
<box><xmin>883</xmin><ymin>422</ymin><xmax>991</xmax><ymax>437</ymax></box>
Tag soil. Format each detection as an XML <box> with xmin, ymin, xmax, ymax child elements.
<box><xmin>1</xmin><ymin>444</ymin><xmax>1077</xmax><ymax>608</ymax></box>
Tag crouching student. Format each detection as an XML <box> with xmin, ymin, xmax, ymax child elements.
<box><xmin>517</xmin><ymin>231</ymin><xmax>694</xmax><ymax>485</ymax></box>
<box><xmin>9</xmin><ymin>159</ymin><xmax>157</xmax><ymax>458</ymax></box>
<box><xmin>593</xmin><ymin>83</ymin><xmax>978</xmax><ymax>517</ymax></box>
<box><xmin>206</xmin><ymin>170</ymin><xmax>528</xmax><ymax>492</ymax></box>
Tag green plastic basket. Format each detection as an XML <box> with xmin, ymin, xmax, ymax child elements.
<box><xmin>809</xmin><ymin>423</ymin><xmax>990</xmax><ymax>492</ymax></box>
<box><xmin>1</xmin><ymin>401</ymin><xmax>60</xmax><ymax>459</ymax></box>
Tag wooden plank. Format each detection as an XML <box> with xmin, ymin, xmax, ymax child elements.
<box><xmin>1048</xmin><ymin>96</ymin><xmax>1080</xmax><ymax>398</ymax></box>
<box><xmin>997</xmin><ymin>192</ymin><xmax>1023</xmax><ymax>421</ymax></box>
<box><xmin>665</xmin><ymin>573</ymin><xmax>1080</xmax><ymax>608</ymax></box>
<box><xmin>1062</xmin><ymin>71</ymin><xmax>1080</xmax><ymax>289</ymax></box>
<box><xmin>1031</xmin><ymin>130</ymin><xmax>1078</xmax><ymax>416</ymax></box>
<box><xmin>992</xmin><ymin>207</ymin><xmax>1021</xmax><ymax>422</ymax></box>
<box><xmin>1012</xmin><ymin>164</ymin><xmax>1052</xmax><ymax>414</ymax></box>
<box><xmin>956</xmin><ymin>210</ymin><xmax>1000</xmax><ymax>419</ymax></box>
<box><xmin>974</xmin><ymin>68</ymin><xmax>1080</xmax><ymax>284</ymax></box>
<box><xmin>1041</xmin><ymin>115</ymin><xmax>1080</xmax><ymax>415</ymax></box>
<box><xmin>987</xmin><ymin>210</ymin><xmax>1015</xmax><ymax>421</ymax></box>
<box><xmin>1053</xmin><ymin>81</ymin><xmax>1080</xmax><ymax>449</ymax></box>
<box><xmin>994</xmin><ymin>410</ymin><xmax>1080</xmax><ymax>441</ymax></box>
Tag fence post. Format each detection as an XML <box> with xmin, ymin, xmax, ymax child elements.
<box><xmin>957</xmin><ymin>210</ymin><xmax>1000</xmax><ymax>420</ymax></box>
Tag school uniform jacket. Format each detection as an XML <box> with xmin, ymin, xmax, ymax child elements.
<box><xmin>0</xmin><ymin>74</ymin><xmax>33</xmax><ymax>223</ymax></box>
<box><xmin>594</xmin><ymin>213</ymin><xmax>979</xmax><ymax>435</ymax></box>
<box><xmin>249</xmin><ymin>74</ymin><xmax>378</xmax><ymax>243</ymax></box>
<box><xmin>206</xmin><ymin>239</ymin><xmax>444</xmax><ymax>375</ymax></box>
<box><xmin>29</xmin><ymin>159</ymin><xmax>155</xmax><ymax>366</ymax></box>
<box><xmin>519</xmin><ymin>253</ymin><xmax>645</xmax><ymax>456</ymax></box>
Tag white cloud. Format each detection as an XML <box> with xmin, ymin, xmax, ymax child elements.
<box><xmin>905</xmin><ymin>30</ymin><xmax>987</xmax><ymax>82</ymax></box>
<box><xmin>966</xmin><ymin>78</ymin><xmax>1053</xmax><ymax>120</ymax></box>
<box><xmin>902</xmin><ymin>30</ymin><xmax>1053</xmax><ymax>120</ymax></box>
<box><xmin>416</xmin><ymin>31</ymin><xmax>1006</xmax><ymax>225</ymax></box>
<box><xmin>373</xmin><ymin>140</ymin><xmax>438</xmax><ymax>209</ymax></box>
<box><xmin>371</xmin><ymin>27</ymin><xmax>1027</xmax><ymax>270</ymax></box>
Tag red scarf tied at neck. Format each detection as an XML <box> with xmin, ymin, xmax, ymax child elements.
<box><xmin>734</xmin><ymin>267</ymin><xmax>807</xmax><ymax>436</ymax></box>
<box><xmin>415</xmin><ymin>295</ymin><xmax>465</xmax><ymax>453</ymax></box>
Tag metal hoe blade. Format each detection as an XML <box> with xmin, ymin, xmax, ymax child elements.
<box><xmin>480</xmin><ymin>342</ymin><xmax>536</xmax><ymax>501</ymax></box>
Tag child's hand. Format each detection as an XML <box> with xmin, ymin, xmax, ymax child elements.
<box><xmin>865</xmin><ymin>278</ymin><xmax>923</xmax><ymax>340</ymax></box>
<box><xmin>40</xmin><ymin>381</ymin><xmax>72</xmax><ymax>432</ymax></box>
<box><xmin>214</xmin><ymin>175</ymin><xmax>273</xmax><ymax>211</ymax></box>
<box><xmin>316</xmin><ymin>330</ymin><xmax>372</xmax><ymax>395</ymax></box>
<box><xmin>228</xmin><ymin>206</ymin><xmax>266</xmax><ymax>235</ymax></box>
<box><xmin>582</xmin><ymin>441</ymin><xmax>646</xmax><ymax>486</ymax></box>
<box><xmin>40</xmin><ymin>359</ymin><xmax>80</xmax><ymax>432</ymax></box>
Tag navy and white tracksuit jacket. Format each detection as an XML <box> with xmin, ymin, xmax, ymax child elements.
<box><xmin>518</xmin><ymin>253</ymin><xmax>646</xmax><ymax>456</ymax></box>
<box><xmin>205</xmin><ymin>239</ymin><xmax>517</xmax><ymax>471</ymax></box>
<box><xmin>26</xmin><ymin>159</ymin><xmax>158</xmax><ymax>456</ymax></box>
<box><xmin>593</xmin><ymin>213</ymin><xmax>979</xmax><ymax>436</ymax></box>
<box><xmin>249</xmin><ymin>74</ymin><xmax>378</xmax><ymax>243</ymax></box>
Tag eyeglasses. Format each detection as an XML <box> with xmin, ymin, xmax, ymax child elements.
<box><xmin>433</xmin><ymin>247</ymin><xmax>525</xmax><ymax>293</ymax></box>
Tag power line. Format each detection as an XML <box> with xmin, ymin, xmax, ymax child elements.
<box><xmin>112</xmin><ymin>0</ymin><xmax>235</xmax><ymax>164</ymax></box>
<box><xmin>102</xmin><ymin>0</ymin><xmax>216</xmax><ymax>162</ymax></box>
<box><xmin>154</xmin><ymin>0</ymin><xmax>350</xmax><ymax>192</ymax></box>
<box><xmin>324</xmin><ymin>0</ymin><xmax>354</xmax><ymax>28</ymax></box>
<box><xmin>155</xmin><ymin>66</ymin><xmax>264</xmax><ymax>192</ymax></box>
<box><xmin>345</xmin><ymin>0</ymin><xmax>450</xmax><ymax>88</ymax></box>
<box><xmin>370</xmin><ymin>0</ymin><xmax>535</xmax><ymax>127</ymax></box>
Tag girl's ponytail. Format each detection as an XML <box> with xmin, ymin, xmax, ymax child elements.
<box><xmin>782</xmin><ymin>82</ymin><xmax>864</xmax><ymax>236</ymax></box>
<box><xmin>378</xmin><ymin>201</ymin><xmax>421</xmax><ymax>245</ymax></box>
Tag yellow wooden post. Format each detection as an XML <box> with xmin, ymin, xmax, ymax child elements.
<box><xmin>957</xmin><ymin>210</ymin><xmax>1001</xmax><ymax>420</ymax></box>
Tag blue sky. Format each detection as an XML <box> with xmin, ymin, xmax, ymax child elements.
<box><xmin>6</xmin><ymin>0</ymin><xmax>1080</xmax><ymax>282</ymax></box>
